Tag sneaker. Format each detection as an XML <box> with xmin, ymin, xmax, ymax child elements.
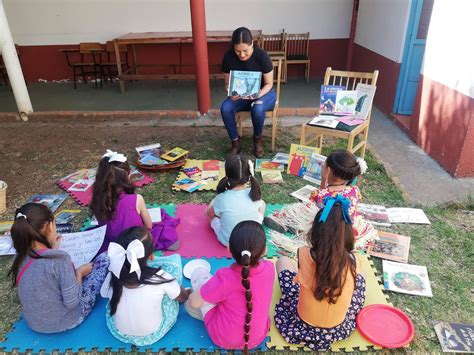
<box><xmin>263</xmin><ymin>216</ymin><xmax>287</xmax><ymax>234</ymax></box>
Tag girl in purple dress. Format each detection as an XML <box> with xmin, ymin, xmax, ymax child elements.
<box><xmin>90</xmin><ymin>150</ymin><xmax>180</xmax><ymax>253</ymax></box>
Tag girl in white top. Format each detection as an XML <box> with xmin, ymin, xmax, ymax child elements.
<box><xmin>100</xmin><ymin>226</ymin><xmax>189</xmax><ymax>340</ymax></box>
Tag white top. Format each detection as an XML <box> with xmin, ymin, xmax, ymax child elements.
<box><xmin>112</xmin><ymin>269</ymin><xmax>181</xmax><ymax>336</ymax></box>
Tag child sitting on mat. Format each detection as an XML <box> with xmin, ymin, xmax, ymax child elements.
<box><xmin>206</xmin><ymin>154</ymin><xmax>266</xmax><ymax>247</ymax></box>
<box><xmin>9</xmin><ymin>203</ymin><xmax>109</xmax><ymax>333</ymax></box>
<box><xmin>100</xmin><ymin>226</ymin><xmax>189</xmax><ymax>344</ymax></box>
<box><xmin>90</xmin><ymin>150</ymin><xmax>180</xmax><ymax>253</ymax></box>
<box><xmin>186</xmin><ymin>221</ymin><xmax>275</xmax><ymax>352</ymax></box>
<box><xmin>274</xmin><ymin>196</ymin><xmax>366</xmax><ymax>350</ymax></box>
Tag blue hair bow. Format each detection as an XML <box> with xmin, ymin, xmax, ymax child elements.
<box><xmin>319</xmin><ymin>195</ymin><xmax>353</xmax><ymax>225</ymax></box>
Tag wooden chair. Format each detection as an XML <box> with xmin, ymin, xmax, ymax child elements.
<box><xmin>300</xmin><ymin>67</ymin><xmax>379</xmax><ymax>159</ymax></box>
<box><xmin>286</xmin><ymin>32</ymin><xmax>310</xmax><ymax>83</ymax></box>
<box><xmin>100</xmin><ymin>41</ymin><xmax>129</xmax><ymax>83</ymax></box>
<box><xmin>261</xmin><ymin>32</ymin><xmax>287</xmax><ymax>83</ymax></box>
<box><xmin>60</xmin><ymin>42</ymin><xmax>103</xmax><ymax>89</ymax></box>
<box><xmin>236</xmin><ymin>58</ymin><xmax>282</xmax><ymax>151</ymax></box>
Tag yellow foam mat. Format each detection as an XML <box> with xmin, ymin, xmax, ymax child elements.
<box><xmin>266</xmin><ymin>254</ymin><xmax>391</xmax><ymax>352</ymax></box>
<box><xmin>173</xmin><ymin>159</ymin><xmax>225</xmax><ymax>191</ymax></box>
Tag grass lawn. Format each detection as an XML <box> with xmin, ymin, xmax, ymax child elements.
<box><xmin>0</xmin><ymin>125</ymin><xmax>472</xmax><ymax>353</ymax></box>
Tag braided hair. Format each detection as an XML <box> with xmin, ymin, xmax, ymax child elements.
<box><xmin>326</xmin><ymin>150</ymin><xmax>361</xmax><ymax>185</ymax></box>
<box><xmin>229</xmin><ymin>221</ymin><xmax>266</xmax><ymax>353</ymax></box>
<box><xmin>216</xmin><ymin>154</ymin><xmax>261</xmax><ymax>201</ymax></box>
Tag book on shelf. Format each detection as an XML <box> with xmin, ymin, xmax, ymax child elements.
<box><xmin>303</xmin><ymin>153</ymin><xmax>326</xmax><ymax>186</ymax></box>
<box><xmin>290</xmin><ymin>185</ymin><xmax>318</xmax><ymax>202</ymax></box>
<box><xmin>255</xmin><ymin>159</ymin><xmax>284</xmax><ymax>172</ymax></box>
<box><xmin>161</xmin><ymin>147</ymin><xmax>189</xmax><ymax>162</ymax></box>
<box><xmin>173</xmin><ymin>178</ymin><xmax>203</xmax><ymax>193</ymax></box>
<box><xmin>387</xmin><ymin>208</ymin><xmax>430</xmax><ymax>224</ymax></box>
<box><xmin>358</xmin><ymin>203</ymin><xmax>391</xmax><ymax>227</ymax></box>
<box><xmin>261</xmin><ymin>170</ymin><xmax>283</xmax><ymax>184</ymax></box>
<box><xmin>307</xmin><ymin>115</ymin><xmax>339</xmax><ymax>129</ymax></box>
<box><xmin>27</xmin><ymin>193</ymin><xmax>68</xmax><ymax>213</ymax></box>
<box><xmin>183</xmin><ymin>166</ymin><xmax>202</xmax><ymax>178</ymax></box>
<box><xmin>367</xmin><ymin>231</ymin><xmax>411</xmax><ymax>263</ymax></box>
<box><xmin>287</xmin><ymin>144</ymin><xmax>321</xmax><ymax>177</ymax></box>
<box><xmin>135</xmin><ymin>143</ymin><xmax>168</xmax><ymax>166</ymax></box>
<box><xmin>271</xmin><ymin>152</ymin><xmax>290</xmax><ymax>165</ymax></box>
<box><xmin>382</xmin><ymin>260</ymin><xmax>433</xmax><ymax>297</ymax></box>
<box><xmin>433</xmin><ymin>321</ymin><xmax>474</xmax><ymax>353</ymax></box>
<box><xmin>335</xmin><ymin>90</ymin><xmax>357</xmax><ymax>115</ymax></box>
<box><xmin>228</xmin><ymin>70</ymin><xmax>262</xmax><ymax>99</ymax></box>
<box><xmin>319</xmin><ymin>85</ymin><xmax>345</xmax><ymax>114</ymax></box>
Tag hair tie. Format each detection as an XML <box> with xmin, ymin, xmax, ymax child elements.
<box><xmin>248</xmin><ymin>160</ymin><xmax>255</xmax><ymax>177</ymax></box>
<box><xmin>356</xmin><ymin>157</ymin><xmax>368</xmax><ymax>175</ymax></box>
<box><xmin>241</xmin><ymin>250</ymin><xmax>251</xmax><ymax>258</ymax></box>
<box><xmin>16</xmin><ymin>213</ymin><xmax>27</xmax><ymax>220</ymax></box>
<box><xmin>319</xmin><ymin>195</ymin><xmax>353</xmax><ymax>224</ymax></box>
<box><xmin>102</xmin><ymin>149</ymin><xmax>127</xmax><ymax>163</ymax></box>
<box><xmin>107</xmin><ymin>239</ymin><xmax>145</xmax><ymax>279</ymax></box>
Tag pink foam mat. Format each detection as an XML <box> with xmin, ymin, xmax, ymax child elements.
<box><xmin>164</xmin><ymin>204</ymin><xmax>231</xmax><ymax>258</ymax></box>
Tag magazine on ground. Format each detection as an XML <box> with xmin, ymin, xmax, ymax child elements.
<box><xmin>383</xmin><ymin>260</ymin><xmax>433</xmax><ymax>297</ymax></box>
<box><xmin>287</xmin><ymin>144</ymin><xmax>321</xmax><ymax>177</ymax></box>
<box><xmin>319</xmin><ymin>85</ymin><xmax>345</xmax><ymax>114</ymax></box>
<box><xmin>358</xmin><ymin>203</ymin><xmax>392</xmax><ymax>227</ymax></box>
<box><xmin>367</xmin><ymin>231</ymin><xmax>411</xmax><ymax>263</ymax></box>
<box><xmin>228</xmin><ymin>70</ymin><xmax>262</xmax><ymax>99</ymax></box>
<box><xmin>433</xmin><ymin>321</ymin><xmax>474</xmax><ymax>353</ymax></box>
<box><xmin>271</xmin><ymin>152</ymin><xmax>290</xmax><ymax>165</ymax></box>
<box><xmin>290</xmin><ymin>185</ymin><xmax>318</xmax><ymax>202</ymax></box>
<box><xmin>303</xmin><ymin>153</ymin><xmax>326</xmax><ymax>186</ymax></box>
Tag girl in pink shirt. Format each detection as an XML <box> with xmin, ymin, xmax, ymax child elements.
<box><xmin>186</xmin><ymin>221</ymin><xmax>275</xmax><ymax>352</ymax></box>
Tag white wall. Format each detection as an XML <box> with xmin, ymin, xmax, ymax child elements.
<box><xmin>354</xmin><ymin>0</ymin><xmax>411</xmax><ymax>62</ymax></box>
<box><xmin>421</xmin><ymin>0</ymin><xmax>474</xmax><ymax>98</ymax></box>
<box><xmin>4</xmin><ymin>0</ymin><xmax>352</xmax><ymax>45</ymax></box>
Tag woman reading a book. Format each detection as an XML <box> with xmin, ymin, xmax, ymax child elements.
<box><xmin>221</xmin><ymin>27</ymin><xmax>276</xmax><ymax>158</ymax></box>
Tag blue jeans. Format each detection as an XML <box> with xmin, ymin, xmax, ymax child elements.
<box><xmin>220</xmin><ymin>89</ymin><xmax>277</xmax><ymax>140</ymax></box>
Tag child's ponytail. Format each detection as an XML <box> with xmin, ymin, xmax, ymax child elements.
<box><xmin>241</xmin><ymin>251</ymin><xmax>253</xmax><ymax>354</ymax></box>
<box><xmin>248</xmin><ymin>175</ymin><xmax>262</xmax><ymax>202</ymax></box>
<box><xmin>216</xmin><ymin>176</ymin><xmax>229</xmax><ymax>194</ymax></box>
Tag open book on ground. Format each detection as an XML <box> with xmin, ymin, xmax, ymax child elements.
<box><xmin>433</xmin><ymin>321</ymin><xmax>474</xmax><ymax>353</ymax></box>
<box><xmin>383</xmin><ymin>260</ymin><xmax>433</xmax><ymax>297</ymax></box>
<box><xmin>290</xmin><ymin>185</ymin><xmax>318</xmax><ymax>202</ymax></box>
<box><xmin>228</xmin><ymin>70</ymin><xmax>262</xmax><ymax>99</ymax></box>
<box><xmin>367</xmin><ymin>231</ymin><xmax>411</xmax><ymax>263</ymax></box>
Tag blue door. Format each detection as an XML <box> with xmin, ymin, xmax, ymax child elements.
<box><xmin>393</xmin><ymin>0</ymin><xmax>433</xmax><ymax>115</ymax></box>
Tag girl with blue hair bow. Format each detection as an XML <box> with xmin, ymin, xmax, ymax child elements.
<box><xmin>274</xmin><ymin>195</ymin><xmax>366</xmax><ymax>350</ymax></box>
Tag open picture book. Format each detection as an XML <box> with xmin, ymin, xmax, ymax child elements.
<box><xmin>228</xmin><ymin>70</ymin><xmax>262</xmax><ymax>99</ymax></box>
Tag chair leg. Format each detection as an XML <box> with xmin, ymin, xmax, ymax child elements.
<box><xmin>360</xmin><ymin>127</ymin><xmax>369</xmax><ymax>159</ymax></box>
<box><xmin>271</xmin><ymin>111</ymin><xmax>278</xmax><ymax>152</ymax></box>
<box><xmin>347</xmin><ymin>134</ymin><xmax>355</xmax><ymax>154</ymax></box>
<box><xmin>316</xmin><ymin>134</ymin><xmax>323</xmax><ymax>151</ymax></box>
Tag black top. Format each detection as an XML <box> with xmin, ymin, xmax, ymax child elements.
<box><xmin>221</xmin><ymin>47</ymin><xmax>273</xmax><ymax>74</ymax></box>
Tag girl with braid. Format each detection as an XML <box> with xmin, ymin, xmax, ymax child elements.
<box><xmin>206</xmin><ymin>154</ymin><xmax>266</xmax><ymax>247</ymax></box>
<box><xmin>186</xmin><ymin>221</ymin><xmax>275</xmax><ymax>352</ymax></box>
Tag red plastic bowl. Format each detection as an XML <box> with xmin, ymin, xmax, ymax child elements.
<box><xmin>357</xmin><ymin>304</ymin><xmax>415</xmax><ymax>348</ymax></box>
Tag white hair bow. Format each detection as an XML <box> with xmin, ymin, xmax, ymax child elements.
<box><xmin>107</xmin><ymin>239</ymin><xmax>145</xmax><ymax>279</ymax></box>
<box><xmin>103</xmin><ymin>149</ymin><xmax>127</xmax><ymax>163</ymax></box>
<box><xmin>356</xmin><ymin>157</ymin><xmax>368</xmax><ymax>175</ymax></box>
<box><xmin>248</xmin><ymin>160</ymin><xmax>255</xmax><ymax>177</ymax></box>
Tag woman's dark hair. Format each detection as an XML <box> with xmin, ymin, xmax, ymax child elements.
<box><xmin>326</xmin><ymin>150</ymin><xmax>361</xmax><ymax>185</ymax></box>
<box><xmin>308</xmin><ymin>205</ymin><xmax>356</xmax><ymax>304</ymax></box>
<box><xmin>8</xmin><ymin>203</ymin><xmax>55</xmax><ymax>287</ymax></box>
<box><xmin>90</xmin><ymin>157</ymin><xmax>135</xmax><ymax>221</ymax></box>
<box><xmin>229</xmin><ymin>221</ymin><xmax>266</xmax><ymax>354</ymax></box>
<box><xmin>216</xmin><ymin>154</ymin><xmax>261</xmax><ymax>201</ymax></box>
<box><xmin>232</xmin><ymin>27</ymin><xmax>253</xmax><ymax>46</ymax></box>
<box><xmin>109</xmin><ymin>226</ymin><xmax>173</xmax><ymax>316</ymax></box>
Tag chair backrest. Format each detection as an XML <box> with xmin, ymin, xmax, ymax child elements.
<box><xmin>324</xmin><ymin>67</ymin><xmax>379</xmax><ymax>121</ymax></box>
<box><xmin>272</xmin><ymin>58</ymin><xmax>282</xmax><ymax>109</ymax></box>
<box><xmin>262</xmin><ymin>33</ymin><xmax>286</xmax><ymax>54</ymax></box>
<box><xmin>79</xmin><ymin>42</ymin><xmax>101</xmax><ymax>54</ymax></box>
<box><xmin>286</xmin><ymin>32</ymin><xmax>309</xmax><ymax>57</ymax></box>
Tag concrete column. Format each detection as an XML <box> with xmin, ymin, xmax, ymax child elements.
<box><xmin>190</xmin><ymin>0</ymin><xmax>211</xmax><ymax>115</ymax></box>
<box><xmin>0</xmin><ymin>0</ymin><xmax>33</xmax><ymax>121</ymax></box>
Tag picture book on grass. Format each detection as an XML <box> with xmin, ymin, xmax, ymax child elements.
<box><xmin>228</xmin><ymin>70</ymin><xmax>262</xmax><ymax>99</ymax></box>
<box><xmin>27</xmin><ymin>193</ymin><xmax>68</xmax><ymax>213</ymax></box>
<box><xmin>173</xmin><ymin>178</ymin><xmax>204</xmax><ymax>193</ymax></box>
<box><xmin>383</xmin><ymin>260</ymin><xmax>433</xmax><ymax>297</ymax></box>
<box><xmin>290</xmin><ymin>185</ymin><xmax>318</xmax><ymax>202</ymax></box>
<box><xmin>261</xmin><ymin>170</ymin><xmax>283</xmax><ymax>184</ymax></box>
<box><xmin>287</xmin><ymin>144</ymin><xmax>321</xmax><ymax>177</ymax></box>
<box><xmin>55</xmin><ymin>209</ymin><xmax>81</xmax><ymax>224</ymax></box>
<box><xmin>271</xmin><ymin>152</ymin><xmax>290</xmax><ymax>165</ymax></box>
<box><xmin>161</xmin><ymin>147</ymin><xmax>189</xmax><ymax>162</ymax></box>
<box><xmin>434</xmin><ymin>321</ymin><xmax>474</xmax><ymax>353</ymax></box>
<box><xmin>303</xmin><ymin>153</ymin><xmax>326</xmax><ymax>186</ymax></box>
<box><xmin>174</xmin><ymin>159</ymin><xmax>225</xmax><ymax>192</ymax></box>
<box><xmin>255</xmin><ymin>159</ymin><xmax>284</xmax><ymax>172</ymax></box>
<box><xmin>367</xmin><ymin>231</ymin><xmax>411</xmax><ymax>263</ymax></box>
<box><xmin>358</xmin><ymin>203</ymin><xmax>391</xmax><ymax>227</ymax></box>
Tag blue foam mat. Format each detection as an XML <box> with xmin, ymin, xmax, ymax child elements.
<box><xmin>0</xmin><ymin>257</ymin><xmax>268</xmax><ymax>353</ymax></box>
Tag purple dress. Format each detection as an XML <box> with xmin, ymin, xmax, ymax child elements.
<box><xmin>98</xmin><ymin>193</ymin><xmax>180</xmax><ymax>253</ymax></box>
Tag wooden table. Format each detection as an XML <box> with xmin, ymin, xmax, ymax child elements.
<box><xmin>113</xmin><ymin>30</ymin><xmax>262</xmax><ymax>93</ymax></box>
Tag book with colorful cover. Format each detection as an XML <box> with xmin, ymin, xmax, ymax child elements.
<box><xmin>287</xmin><ymin>144</ymin><xmax>321</xmax><ymax>177</ymax></box>
<box><xmin>303</xmin><ymin>153</ymin><xmax>326</xmax><ymax>186</ymax></box>
<box><xmin>261</xmin><ymin>170</ymin><xmax>283</xmax><ymax>184</ymax></box>
<box><xmin>335</xmin><ymin>90</ymin><xmax>357</xmax><ymax>115</ymax></box>
<box><xmin>56</xmin><ymin>223</ymin><xmax>74</xmax><ymax>234</ymax></box>
<box><xmin>135</xmin><ymin>143</ymin><xmax>168</xmax><ymax>166</ymax></box>
<box><xmin>183</xmin><ymin>166</ymin><xmax>202</xmax><ymax>178</ymax></box>
<box><xmin>255</xmin><ymin>159</ymin><xmax>284</xmax><ymax>172</ymax></box>
<box><xmin>228</xmin><ymin>70</ymin><xmax>262</xmax><ymax>99</ymax></box>
<box><xmin>307</xmin><ymin>115</ymin><xmax>339</xmax><ymax>129</ymax></box>
<box><xmin>27</xmin><ymin>193</ymin><xmax>68</xmax><ymax>213</ymax></box>
<box><xmin>172</xmin><ymin>178</ymin><xmax>204</xmax><ymax>193</ymax></box>
<box><xmin>55</xmin><ymin>210</ymin><xmax>81</xmax><ymax>224</ymax></box>
<box><xmin>271</xmin><ymin>152</ymin><xmax>290</xmax><ymax>165</ymax></box>
<box><xmin>382</xmin><ymin>260</ymin><xmax>433</xmax><ymax>297</ymax></box>
<box><xmin>357</xmin><ymin>203</ymin><xmax>392</xmax><ymax>227</ymax></box>
<box><xmin>290</xmin><ymin>185</ymin><xmax>318</xmax><ymax>202</ymax></box>
<box><xmin>319</xmin><ymin>85</ymin><xmax>345</xmax><ymax>114</ymax></box>
<box><xmin>202</xmin><ymin>160</ymin><xmax>221</xmax><ymax>171</ymax></box>
<box><xmin>433</xmin><ymin>321</ymin><xmax>474</xmax><ymax>353</ymax></box>
<box><xmin>367</xmin><ymin>231</ymin><xmax>411</xmax><ymax>263</ymax></box>
<box><xmin>336</xmin><ymin>83</ymin><xmax>377</xmax><ymax>125</ymax></box>
<box><xmin>200</xmin><ymin>170</ymin><xmax>220</xmax><ymax>184</ymax></box>
<box><xmin>161</xmin><ymin>147</ymin><xmax>189</xmax><ymax>162</ymax></box>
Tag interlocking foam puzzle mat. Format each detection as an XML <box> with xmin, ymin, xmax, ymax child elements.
<box><xmin>57</xmin><ymin>167</ymin><xmax>154</xmax><ymax>206</ymax></box>
<box><xmin>173</xmin><ymin>159</ymin><xmax>225</xmax><ymax>192</ymax></box>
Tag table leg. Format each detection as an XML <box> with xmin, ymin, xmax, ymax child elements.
<box><xmin>114</xmin><ymin>40</ymin><xmax>125</xmax><ymax>94</ymax></box>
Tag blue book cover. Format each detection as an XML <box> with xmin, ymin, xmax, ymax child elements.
<box><xmin>319</xmin><ymin>85</ymin><xmax>345</xmax><ymax>113</ymax></box>
<box><xmin>228</xmin><ymin>70</ymin><xmax>262</xmax><ymax>99</ymax></box>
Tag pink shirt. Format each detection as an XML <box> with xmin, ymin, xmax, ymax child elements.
<box><xmin>200</xmin><ymin>260</ymin><xmax>275</xmax><ymax>350</ymax></box>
